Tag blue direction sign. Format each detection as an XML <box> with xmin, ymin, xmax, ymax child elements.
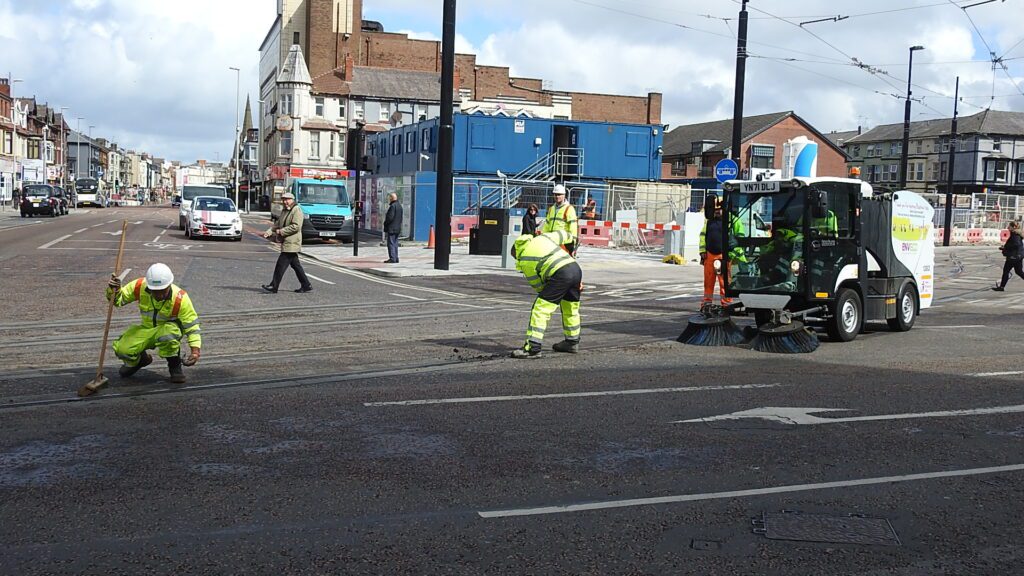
<box><xmin>714</xmin><ymin>159</ymin><xmax>739</xmax><ymax>184</ymax></box>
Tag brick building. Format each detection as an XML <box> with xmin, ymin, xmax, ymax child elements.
<box><xmin>662</xmin><ymin>111</ymin><xmax>848</xmax><ymax>181</ymax></box>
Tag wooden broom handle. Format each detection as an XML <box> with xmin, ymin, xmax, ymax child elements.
<box><xmin>95</xmin><ymin>220</ymin><xmax>129</xmax><ymax>378</ymax></box>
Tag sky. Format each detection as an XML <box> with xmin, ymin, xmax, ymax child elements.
<box><xmin>2</xmin><ymin>0</ymin><xmax>1023</xmax><ymax>164</ymax></box>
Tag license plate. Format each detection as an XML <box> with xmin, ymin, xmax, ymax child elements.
<box><xmin>319</xmin><ymin>231</ymin><xmax>336</xmax><ymax>237</ymax></box>
<box><xmin>33</xmin><ymin>202</ymin><xmax>41</xmax><ymax>206</ymax></box>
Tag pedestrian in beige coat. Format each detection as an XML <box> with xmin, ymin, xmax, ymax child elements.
<box><xmin>262</xmin><ymin>192</ymin><xmax>313</xmax><ymax>293</ymax></box>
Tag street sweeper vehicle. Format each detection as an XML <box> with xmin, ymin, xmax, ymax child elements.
<box><xmin>679</xmin><ymin>177</ymin><xmax>935</xmax><ymax>353</ymax></box>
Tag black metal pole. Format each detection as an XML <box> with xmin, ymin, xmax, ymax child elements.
<box><xmin>434</xmin><ymin>0</ymin><xmax>457</xmax><ymax>270</ymax></box>
<box><xmin>899</xmin><ymin>46</ymin><xmax>923</xmax><ymax>189</ymax></box>
<box><xmin>943</xmin><ymin>76</ymin><xmax>959</xmax><ymax>247</ymax></box>
<box><xmin>724</xmin><ymin>0</ymin><xmax>748</xmax><ymax>289</ymax></box>
<box><xmin>353</xmin><ymin>125</ymin><xmax>362</xmax><ymax>256</ymax></box>
<box><xmin>730</xmin><ymin>0</ymin><xmax>748</xmax><ymax>167</ymax></box>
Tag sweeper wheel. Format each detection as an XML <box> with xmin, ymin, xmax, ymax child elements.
<box><xmin>677</xmin><ymin>314</ymin><xmax>747</xmax><ymax>346</ymax></box>
<box><xmin>749</xmin><ymin>320</ymin><xmax>820</xmax><ymax>354</ymax></box>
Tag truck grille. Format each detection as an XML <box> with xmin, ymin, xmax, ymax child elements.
<box><xmin>310</xmin><ymin>214</ymin><xmax>345</xmax><ymax>231</ymax></box>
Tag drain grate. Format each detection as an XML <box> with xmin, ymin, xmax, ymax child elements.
<box><xmin>753</xmin><ymin>511</ymin><xmax>901</xmax><ymax>546</ymax></box>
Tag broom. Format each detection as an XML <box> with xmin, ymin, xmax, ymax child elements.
<box><xmin>749</xmin><ymin>320</ymin><xmax>820</xmax><ymax>354</ymax></box>
<box><xmin>78</xmin><ymin>220</ymin><xmax>129</xmax><ymax>397</ymax></box>
<box><xmin>677</xmin><ymin>304</ymin><xmax>747</xmax><ymax>347</ymax></box>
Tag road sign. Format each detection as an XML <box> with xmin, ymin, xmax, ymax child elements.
<box><xmin>97</xmin><ymin>168</ymin><xmax>104</xmax><ymax>176</ymax></box>
<box><xmin>714</xmin><ymin>159</ymin><xmax>739</xmax><ymax>184</ymax></box>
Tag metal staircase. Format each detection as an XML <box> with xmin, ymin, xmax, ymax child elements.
<box><xmin>470</xmin><ymin>148</ymin><xmax>585</xmax><ymax>213</ymax></box>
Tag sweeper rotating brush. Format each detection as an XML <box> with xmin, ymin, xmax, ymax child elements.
<box><xmin>677</xmin><ymin>313</ymin><xmax>747</xmax><ymax>346</ymax></box>
<box><xmin>749</xmin><ymin>320</ymin><xmax>820</xmax><ymax>354</ymax></box>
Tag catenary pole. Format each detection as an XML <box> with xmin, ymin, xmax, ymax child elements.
<box><xmin>724</xmin><ymin>0</ymin><xmax>749</xmax><ymax>288</ymax></box>
<box><xmin>943</xmin><ymin>77</ymin><xmax>959</xmax><ymax>247</ymax></box>
<box><xmin>434</xmin><ymin>0</ymin><xmax>457</xmax><ymax>270</ymax></box>
<box><xmin>899</xmin><ymin>46</ymin><xmax>924</xmax><ymax>189</ymax></box>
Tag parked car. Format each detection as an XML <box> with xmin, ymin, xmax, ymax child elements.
<box><xmin>171</xmin><ymin>194</ymin><xmax>182</xmax><ymax>207</ymax></box>
<box><xmin>20</xmin><ymin>184</ymin><xmax>63</xmax><ymax>217</ymax></box>
<box><xmin>184</xmin><ymin>195</ymin><xmax>243</xmax><ymax>241</ymax></box>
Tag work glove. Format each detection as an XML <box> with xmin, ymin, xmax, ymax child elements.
<box><xmin>183</xmin><ymin>347</ymin><xmax>201</xmax><ymax>366</ymax></box>
<box><xmin>699</xmin><ymin>253</ymin><xmax>706</xmax><ymax>265</ymax></box>
<box><xmin>108</xmin><ymin>274</ymin><xmax>121</xmax><ymax>290</ymax></box>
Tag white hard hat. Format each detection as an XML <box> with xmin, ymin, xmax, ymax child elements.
<box><xmin>145</xmin><ymin>263</ymin><xmax>174</xmax><ymax>290</ymax></box>
<box><xmin>552</xmin><ymin>184</ymin><xmax>567</xmax><ymax>196</ymax></box>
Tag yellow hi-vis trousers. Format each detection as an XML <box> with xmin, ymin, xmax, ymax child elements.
<box><xmin>112</xmin><ymin>323</ymin><xmax>184</xmax><ymax>366</ymax></box>
<box><xmin>524</xmin><ymin>263</ymin><xmax>583</xmax><ymax>350</ymax></box>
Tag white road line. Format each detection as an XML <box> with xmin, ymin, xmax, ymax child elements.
<box><xmin>677</xmin><ymin>404</ymin><xmax>1024</xmax><ymax>425</ymax></box>
<box><xmin>152</xmin><ymin>236</ymin><xmax>162</xmax><ymax>243</ymax></box>
<box><xmin>971</xmin><ymin>371</ymin><xmax>1024</xmax><ymax>377</ymax></box>
<box><xmin>365</xmin><ymin>383</ymin><xmax>781</xmax><ymax>407</ymax></box>
<box><xmin>301</xmin><ymin>255</ymin><xmax>466</xmax><ymax>298</ymax></box>
<box><xmin>106</xmin><ymin>219</ymin><xmax>117</xmax><ymax>224</ymax></box>
<box><xmin>391</xmin><ymin>293</ymin><xmax>426</xmax><ymax>301</ymax></box>
<box><xmin>656</xmin><ymin>294</ymin><xmax>693</xmax><ymax>301</ymax></box>
<box><xmin>918</xmin><ymin>324</ymin><xmax>987</xmax><ymax>329</ymax></box>
<box><xmin>442</xmin><ymin>301</ymin><xmax>490</xmax><ymax>309</ymax></box>
<box><xmin>587</xmin><ymin>306</ymin><xmax>662</xmax><ymax>316</ymax></box>
<box><xmin>305</xmin><ymin>273</ymin><xmax>336</xmax><ymax>285</ymax></box>
<box><xmin>38</xmin><ymin>234</ymin><xmax>71</xmax><ymax>250</ymax></box>
<box><xmin>74</xmin><ymin>228</ymin><xmax>87</xmax><ymax>234</ymax></box>
<box><xmin>477</xmin><ymin>463</ymin><xmax>1024</xmax><ymax>518</ymax></box>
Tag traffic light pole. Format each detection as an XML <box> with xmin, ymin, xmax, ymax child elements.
<box><xmin>434</xmin><ymin>0</ymin><xmax>457</xmax><ymax>270</ymax></box>
<box><xmin>353</xmin><ymin>124</ymin><xmax>363</xmax><ymax>256</ymax></box>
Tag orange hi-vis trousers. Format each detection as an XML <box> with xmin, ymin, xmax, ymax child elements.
<box><xmin>703</xmin><ymin>253</ymin><xmax>732</xmax><ymax>305</ymax></box>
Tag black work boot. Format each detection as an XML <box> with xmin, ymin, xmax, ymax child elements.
<box><xmin>167</xmin><ymin>356</ymin><xmax>186</xmax><ymax>384</ymax></box>
<box><xmin>510</xmin><ymin>343</ymin><xmax>543</xmax><ymax>359</ymax></box>
<box><xmin>552</xmin><ymin>339</ymin><xmax>580</xmax><ymax>354</ymax></box>
<box><xmin>118</xmin><ymin>351</ymin><xmax>152</xmax><ymax>378</ymax></box>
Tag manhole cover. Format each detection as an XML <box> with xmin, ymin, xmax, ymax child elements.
<box><xmin>753</xmin><ymin>511</ymin><xmax>901</xmax><ymax>546</ymax></box>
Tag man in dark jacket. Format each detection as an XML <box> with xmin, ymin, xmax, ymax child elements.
<box><xmin>384</xmin><ymin>193</ymin><xmax>403</xmax><ymax>263</ymax></box>
<box><xmin>994</xmin><ymin>221</ymin><xmax>1024</xmax><ymax>291</ymax></box>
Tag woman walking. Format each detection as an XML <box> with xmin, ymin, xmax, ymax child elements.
<box><xmin>993</xmin><ymin>221</ymin><xmax>1024</xmax><ymax>291</ymax></box>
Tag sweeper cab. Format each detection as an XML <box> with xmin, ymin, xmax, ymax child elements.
<box><xmin>721</xmin><ymin>177</ymin><xmax>934</xmax><ymax>343</ymax></box>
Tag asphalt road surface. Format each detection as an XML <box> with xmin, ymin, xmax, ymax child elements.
<box><xmin>2</xmin><ymin>206</ymin><xmax>1023</xmax><ymax>575</ymax></box>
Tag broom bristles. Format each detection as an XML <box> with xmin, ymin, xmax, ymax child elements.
<box><xmin>678</xmin><ymin>315</ymin><xmax>748</xmax><ymax>346</ymax></box>
<box><xmin>749</xmin><ymin>322</ymin><xmax>820</xmax><ymax>354</ymax></box>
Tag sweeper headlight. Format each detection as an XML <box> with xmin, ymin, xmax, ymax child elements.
<box><xmin>790</xmin><ymin>260</ymin><xmax>802</xmax><ymax>275</ymax></box>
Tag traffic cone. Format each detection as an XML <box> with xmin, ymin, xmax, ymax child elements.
<box><xmin>427</xmin><ymin>225</ymin><xmax>435</xmax><ymax>249</ymax></box>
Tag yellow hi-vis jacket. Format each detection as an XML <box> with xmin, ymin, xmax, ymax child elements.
<box><xmin>542</xmin><ymin>202</ymin><xmax>579</xmax><ymax>242</ymax></box>
<box><xmin>514</xmin><ymin>231</ymin><xmax>576</xmax><ymax>292</ymax></box>
<box><xmin>106</xmin><ymin>278</ymin><xmax>202</xmax><ymax>348</ymax></box>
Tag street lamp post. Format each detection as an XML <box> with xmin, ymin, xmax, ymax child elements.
<box><xmin>899</xmin><ymin>45</ymin><xmax>925</xmax><ymax>190</ymax></box>
<box><xmin>230</xmin><ymin>66</ymin><xmax>241</xmax><ymax>212</ymax></box>
<box><xmin>75</xmin><ymin>117</ymin><xmax>83</xmax><ymax>181</ymax></box>
<box><xmin>58</xmin><ymin>106</ymin><xmax>68</xmax><ymax>189</ymax></box>
<box><xmin>88</xmin><ymin>125</ymin><xmax>95</xmax><ymax>179</ymax></box>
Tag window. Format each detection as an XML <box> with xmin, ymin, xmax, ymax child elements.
<box><xmin>959</xmin><ymin>136</ymin><xmax>969</xmax><ymax>152</ymax></box>
<box><xmin>338</xmin><ymin>100</ymin><xmax>346</xmax><ymax>120</ymax></box>
<box><xmin>866</xmin><ymin>144</ymin><xmax>877</xmax><ymax>157</ymax></box>
<box><xmin>1017</xmin><ymin>162</ymin><xmax>1024</xmax><ymax>184</ymax></box>
<box><xmin>985</xmin><ymin>159</ymin><xmax>1008</xmax><ymax>182</ymax></box>
<box><xmin>851</xmin><ymin>145</ymin><xmax>860</xmax><ymax>158</ymax></box>
<box><xmin>750</xmin><ymin>144</ymin><xmax>775</xmax><ymax>169</ymax></box>
<box><xmin>422</xmin><ymin>128</ymin><xmax>430</xmax><ymax>151</ymax></box>
<box><xmin>280</xmin><ymin>94</ymin><xmax>293</xmax><ymax>116</ymax></box>
<box><xmin>353</xmin><ymin>101</ymin><xmax>364</xmax><ymax>121</ymax></box>
<box><xmin>280</xmin><ymin>132</ymin><xmax>292</xmax><ymax>156</ymax></box>
<box><xmin>914</xmin><ymin>161</ymin><xmax>924</xmax><ymax>182</ymax></box>
<box><xmin>28</xmin><ymin>139</ymin><xmax>40</xmax><ymax>160</ymax></box>
<box><xmin>392</xmin><ymin>134</ymin><xmax>402</xmax><ymax>155</ymax></box>
<box><xmin>889</xmin><ymin>141</ymin><xmax>902</xmax><ymax>156</ymax></box>
<box><xmin>940</xmin><ymin>137</ymin><xmax>950</xmax><ymax>153</ymax></box>
<box><xmin>379</xmin><ymin>103</ymin><xmax>391</xmax><ymax>122</ymax></box>
<box><xmin>314</xmin><ymin>97</ymin><xmax>324</xmax><ymax>117</ymax></box>
<box><xmin>338</xmin><ymin>132</ymin><xmax>346</xmax><ymax>158</ymax></box>
<box><xmin>992</xmin><ymin>137</ymin><xmax>1002</xmax><ymax>152</ymax></box>
<box><xmin>2</xmin><ymin>130</ymin><xmax>11</xmax><ymax>155</ymax></box>
<box><xmin>293</xmin><ymin>32</ymin><xmax>300</xmax><ymax>45</ymax></box>
<box><xmin>310</xmin><ymin>131</ymin><xmax>320</xmax><ymax>158</ymax></box>
<box><xmin>406</xmin><ymin>132</ymin><xmax>416</xmax><ymax>153</ymax></box>
<box><xmin>889</xmin><ymin>164</ymin><xmax>898</xmax><ymax>181</ymax></box>
<box><xmin>940</xmin><ymin>162</ymin><xmax>948</xmax><ymax>181</ymax></box>
<box><xmin>915</xmin><ymin>140</ymin><xmax>922</xmax><ymax>154</ymax></box>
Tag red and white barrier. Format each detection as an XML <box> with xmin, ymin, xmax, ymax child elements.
<box><xmin>577</xmin><ymin>220</ymin><xmax>682</xmax><ymax>248</ymax></box>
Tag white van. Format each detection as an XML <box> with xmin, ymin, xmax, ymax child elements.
<box><xmin>178</xmin><ymin>185</ymin><xmax>229</xmax><ymax>230</ymax></box>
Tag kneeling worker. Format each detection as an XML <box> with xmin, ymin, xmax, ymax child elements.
<box><xmin>107</xmin><ymin>263</ymin><xmax>202</xmax><ymax>383</ymax></box>
<box><xmin>510</xmin><ymin>230</ymin><xmax>582</xmax><ymax>358</ymax></box>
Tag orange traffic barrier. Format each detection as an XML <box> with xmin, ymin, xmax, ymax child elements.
<box><xmin>427</xmin><ymin>225</ymin><xmax>435</xmax><ymax>249</ymax></box>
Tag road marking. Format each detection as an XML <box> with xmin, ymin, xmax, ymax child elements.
<box><xmin>477</xmin><ymin>463</ymin><xmax>1024</xmax><ymax>518</ymax></box>
<box><xmin>74</xmin><ymin>228</ymin><xmax>87</xmax><ymax>233</ymax></box>
<box><xmin>152</xmin><ymin>236</ymin><xmax>161</xmax><ymax>243</ymax></box>
<box><xmin>102</xmin><ymin>230</ymin><xmax>123</xmax><ymax>236</ymax></box>
<box><xmin>90</xmin><ymin>223</ymin><xmax>104</xmax><ymax>228</ymax></box>
<box><xmin>132</xmin><ymin>220</ymin><xmax>143</xmax><ymax>225</ymax></box>
<box><xmin>366</xmin><ymin>383</ymin><xmax>782</xmax><ymax>407</ymax></box>
<box><xmin>38</xmin><ymin>234</ymin><xmax>72</xmax><ymax>249</ymax></box>
<box><xmin>106</xmin><ymin>219</ymin><xmax>117</xmax><ymax>224</ymax></box>
<box><xmin>391</xmin><ymin>293</ymin><xmax>426</xmax><ymax>301</ymax></box>
<box><xmin>676</xmin><ymin>404</ymin><xmax>1024</xmax><ymax>425</ymax></box>
<box><xmin>656</xmin><ymin>294</ymin><xmax>693</xmax><ymax>301</ymax></box>
<box><xmin>918</xmin><ymin>324</ymin><xmax>987</xmax><ymax>329</ymax></box>
<box><xmin>306</xmin><ymin>273</ymin><xmax>335</xmax><ymax>285</ymax></box>
<box><xmin>442</xmin><ymin>301</ymin><xmax>490</xmax><ymax>309</ymax></box>
<box><xmin>971</xmin><ymin>371</ymin><xmax>1024</xmax><ymax>377</ymax></box>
